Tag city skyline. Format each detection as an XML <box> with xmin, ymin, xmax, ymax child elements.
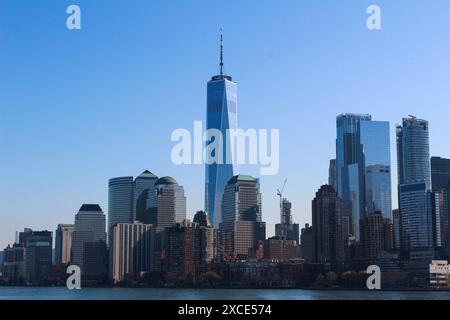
<box><xmin>2</xmin><ymin>0</ymin><xmax>450</xmax><ymax>250</ymax></box>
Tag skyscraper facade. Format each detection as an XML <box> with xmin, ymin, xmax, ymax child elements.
<box><xmin>219</xmin><ymin>175</ymin><xmax>265</xmax><ymax>258</ymax></box>
<box><xmin>300</xmin><ymin>224</ymin><xmax>314</xmax><ymax>263</ymax></box>
<box><xmin>336</xmin><ymin>114</ymin><xmax>391</xmax><ymax>239</ymax></box>
<box><xmin>25</xmin><ymin>230</ymin><xmax>53</xmax><ymax>285</ymax></box>
<box><xmin>360</xmin><ymin>211</ymin><xmax>393</xmax><ymax>260</ymax></box>
<box><xmin>1</xmin><ymin>243</ymin><xmax>25</xmax><ymax>284</ymax></box>
<box><xmin>398</xmin><ymin>182</ymin><xmax>440</xmax><ymax>250</ymax></box>
<box><xmin>441</xmin><ymin>183</ymin><xmax>450</xmax><ymax>257</ymax></box>
<box><xmin>112</xmin><ymin>221</ymin><xmax>154</xmax><ymax>283</ymax></box>
<box><xmin>108</xmin><ymin>177</ymin><xmax>134</xmax><ymax>249</ymax></box>
<box><xmin>55</xmin><ymin>224</ymin><xmax>74</xmax><ymax>265</ymax></box>
<box><xmin>365</xmin><ymin>165</ymin><xmax>392</xmax><ymax>219</ymax></box>
<box><xmin>396</xmin><ymin>116</ymin><xmax>431</xmax><ymax>190</ymax></box>
<box><xmin>312</xmin><ymin>185</ymin><xmax>344</xmax><ymax>263</ymax></box>
<box><xmin>205</xmin><ymin>31</ymin><xmax>237</xmax><ymax>228</ymax></box>
<box><xmin>147</xmin><ymin>176</ymin><xmax>186</xmax><ymax>234</ymax></box>
<box><xmin>133</xmin><ymin>170</ymin><xmax>158</xmax><ymax>223</ymax></box>
<box><xmin>431</xmin><ymin>157</ymin><xmax>450</xmax><ymax>192</ymax></box>
<box><xmin>72</xmin><ymin>204</ymin><xmax>108</xmax><ymax>283</ymax></box>
<box><xmin>328</xmin><ymin>159</ymin><xmax>337</xmax><ymax>191</ymax></box>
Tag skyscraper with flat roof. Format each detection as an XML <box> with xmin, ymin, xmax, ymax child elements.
<box><xmin>205</xmin><ymin>29</ymin><xmax>237</xmax><ymax>228</ymax></box>
<box><xmin>112</xmin><ymin>221</ymin><xmax>154</xmax><ymax>284</ymax></box>
<box><xmin>312</xmin><ymin>185</ymin><xmax>344</xmax><ymax>263</ymax></box>
<box><xmin>55</xmin><ymin>224</ymin><xmax>74</xmax><ymax>265</ymax></box>
<box><xmin>72</xmin><ymin>204</ymin><xmax>107</xmax><ymax>284</ymax></box>
<box><xmin>336</xmin><ymin>114</ymin><xmax>391</xmax><ymax>239</ymax></box>
<box><xmin>431</xmin><ymin>157</ymin><xmax>450</xmax><ymax>192</ymax></box>
<box><xmin>25</xmin><ymin>230</ymin><xmax>52</xmax><ymax>285</ymax></box>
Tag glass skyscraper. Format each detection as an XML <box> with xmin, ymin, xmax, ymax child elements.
<box><xmin>205</xmin><ymin>31</ymin><xmax>237</xmax><ymax>228</ymax></box>
<box><xmin>336</xmin><ymin>114</ymin><xmax>392</xmax><ymax>239</ymax></box>
<box><xmin>396</xmin><ymin>116</ymin><xmax>431</xmax><ymax>190</ymax></box>
<box><xmin>360</xmin><ymin>120</ymin><xmax>392</xmax><ymax>220</ymax></box>
<box><xmin>396</xmin><ymin>116</ymin><xmax>439</xmax><ymax>251</ymax></box>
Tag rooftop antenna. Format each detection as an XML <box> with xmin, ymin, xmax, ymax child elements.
<box><xmin>220</xmin><ymin>25</ymin><xmax>224</xmax><ymax>76</ymax></box>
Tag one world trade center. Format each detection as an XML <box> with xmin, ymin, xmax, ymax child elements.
<box><xmin>205</xmin><ymin>29</ymin><xmax>238</xmax><ymax>228</ymax></box>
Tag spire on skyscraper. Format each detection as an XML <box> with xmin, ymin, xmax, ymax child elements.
<box><xmin>220</xmin><ymin>25</ymin><xmax>224</xmax><ymax>76</ymax></box>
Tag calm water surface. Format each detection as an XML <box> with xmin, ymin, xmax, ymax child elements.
<box><xmin>1</xmin><ymin>287</ymin><xmax>450</xmax><ymax>300</ymax></box>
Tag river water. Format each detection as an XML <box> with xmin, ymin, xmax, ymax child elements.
<box><xmin>1</xmin><ymin>287</ymin><xmax>450</xmax><ymax>300</ymax></box>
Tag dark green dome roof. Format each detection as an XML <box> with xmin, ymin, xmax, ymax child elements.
<box><xmin>137</xmin><ymin>170</ymin><xmax>158</xmax><ymax>179</ymax></box>
<box><xmin>155</xmin><ymin>176</ymin><xmax>178</xmax><ymax>186</ymax></box>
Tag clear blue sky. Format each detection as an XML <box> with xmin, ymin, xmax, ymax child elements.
<box><xmin>1</xmin><ymin>0</ymin><xmax>450</xmax><ymax>249</ymax></box>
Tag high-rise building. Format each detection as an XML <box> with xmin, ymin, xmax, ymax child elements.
<box><xmin>133</xmin><ymin>170</ymin><xmax>158</xmax><ymax>223</ymax></box>
<box><xmin>193</xmin><ymin>211</ymin><xmax>216</xmax><ymax>268</ymax></box>
<box><xmin>72</xmin><ymin>204</ymin><xmax>108</xmax><ymax>284</ymax></box>
<box><xmin>398</xmin><ymin>182</ymin><xmax>441</xmax><ymax>250</ymax></box>
<box><xmin>112</xmin><ymin>221</ymin><xmax>154</xmax><ymax>283</ymax></box>
<box><xmin>360</xmin><ymin>211</ymin><xmax>393</xmax><ymax>260</ymax></box>
<box><xmin>336</xmin><ymin>114</ymin><xmax>391</xmax><ymax>239</ymax></box>
<box><xmin>396</xmin><ymin>116</ymin><xmax>440</xmax><ymax>253</ymax></box>
<box><xmin>205</xmin><ymin>30</ymin><xmax>238</xmax><ymax>228</ymax></box>
<box><xmin>431</xmin><ymin>157</ymin><xmax>450</xmax><ymax>192</ymax></box>
<box><xmin>147</xmin><ymin>176</ymin><xmax>186</xmax><ymax>235</ymax></box>
<box><xmin>300</xmin><ymin>224</ymin><xmax>314</xmax><ymax>263</ymax></box>
<box><xmin>328</xmin><ymin>159</ymin><xmax>337</xmax><ymax>191</ymax></box>
<box><xmin>392</xmin><ymin>209</ymin><xmax>401</xmax><ymax>249</ymax></box>
<box><xmin>55</xmin><ymin>224</ymin><xmax>74</xmax><ymax>265</ymax></box>
<box><xmin>275</xmin><ymin>199</ymin><xmax>300</xmax><ymax>243</ymax></box>
<box><xmin>25</xmin><ymin>230</ymin><xmax>53</xmax><ymax>285</ymax></box>
<box><xmin>312</xmin><ymin>185</ymin><xmax>344</xmax><ymax>263</ymax></box>
<box><xmin>220</xmin><ymin>175</ymin><xmax>266</xmax><ymax>258</ymax></box>
<box><xmin>108</xmin><ymin>177</ymin><xmax>134</xmax><ymax>252</ymax></box>
<box><xmin>365</xmin><ymin>165</ymin><xmax>392</xmax><ymax>219</ymax></box>
<box><xmin>396</xmin><ymin>116</ymin><xmax>431</xmax><ymax>190</ymax></box>
<box><xmin>441</xmin><ymin>183</ymin><xmax>450</xmax><ymax>257</ymax></box>
<box><xmin>1</xmin><ymin>243</ymin><xmax>25</xmax><ymax>284</ymax></box>
<box><xmin>18</xmin><ymin>228</ymin><xmax>33</xmax><ymax>247</ymax></box>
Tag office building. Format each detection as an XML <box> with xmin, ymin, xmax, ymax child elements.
<box><xmin>300</xmin><ymin>224</ymin><xmax>314</xmax><ymax>263</ymax></box>
<box><xmin>219</xmin><ymin>175</ymin><xmax>266</xmax><ymax>258</ymax></box>
<box><xmin>147</xmin><ymin>176</ymin><xmax>186</xmax><ymax>234</ymax></box>
<box><xmin>72</xmin><ymin>204</ymin><xmax>108</xmax><ymax>283</ymax></box>
<box><xmin>312</xmin><ymin>185</ymin><xmax>344</xmax><ymax>263</ymax></box>
<box><xmin>365</xmin><ymin>165</ymin><xmax>392</xmax><ymax>219</ymax></box>
<box><xmin>1</xmin><ymin>243</ymin><xmax>25</xmax><ymax>284</ymax></box>
<box><xmin>441</xmin><ymin>184</ymin><xmax>450</xmax><ymax>257</ymax></box>
<box><xmin>193</xmin><ymin>211</ymin><xmax>216</xmax><ymax>267</ymax></box>
<box><xmin>392</xmin><ymin>209</ymin><xmax>401</xmax><ymax>250</ymax></box>
<box><xmin>25</xmin><ymin>231</ymin><xmax>53</xmax><ymax>285</ymax></box>
<box><xmin>205</xmin><ymin>30</ymin><xmax>237</xmax><ymax>228</ymax></box>
<box><xmin>431</xmin><ymin>157</ymin><xmax>450</xmax><ymax>192</ymax></box>
<box><xmin>328</xmin><ymin>159</ymin><xmax>337</xmax><ymax>191</ymax></box>
<box><xmin>112</xmin><ymin>221</ymin><xmax>154</xmax><ymax>283</ymax></box>
<box><xmin>336</xmin><ymin>114</ymin><xmax>391</xmax><ymax>239</ymax></box>
<box><xmin>133</xmin><ymin>170</ymin><xmax>158</xmax><ymax>223</ymax></box>
<box><xmin>55</xmin><ymin>224</ymin><xmax>74</xmax><ymax>265</ymax></box>
<box><xmin>396</xmin><ymin>116</ymin><xmax>431</xmax><ymax>190</ymax></box>
<box><xmin>360</xmin><ymin>211</ymin><xmax>393</xmax><ymax>260</ymax></box>
<box><xmin>398</xmin><ymin>182</ymin><xmax>441</xmax><ymax>250</ymax></box>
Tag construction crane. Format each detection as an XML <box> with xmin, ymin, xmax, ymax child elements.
<box><xmin>277</xmin><ymin>179</ymin><xmax>287</xmax><ymax>223</ymax></box>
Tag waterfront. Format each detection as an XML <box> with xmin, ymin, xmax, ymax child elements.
<box><xmin>1</xmin><ymin>287</ymin><xmax>450</xmax><ymax>300</ymax></box>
